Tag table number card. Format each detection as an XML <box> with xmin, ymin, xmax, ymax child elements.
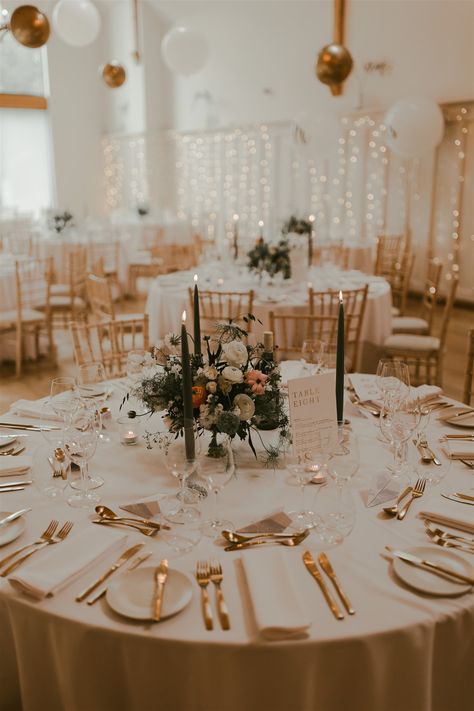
<box><xmin>287</xmin><ymin>372</ymin><xmax>338</xmax><ymax>458</ymax></box>
<box><xmin>349</xmin><ymin>373</ymin><xmax>380</xmax><ymax>403</ymax></box>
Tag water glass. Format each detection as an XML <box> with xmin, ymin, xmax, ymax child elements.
<box><xmin>199</xmin><ymin>439</ymin><xmax>234</xmax><ymax>537</ymax></box>
<box><xmin>78</xmin><ymin>361</ymin><xmax>110</xmax><ymax>445</ymax></box>
<box><xmin>64</xmin><ymin>409</ymin><xmax>100</xmax><ymax>508</ymax></box>
<box><xmin>309</xmin><ymin>479</ymin><xmax>356</xmax><ymax>549</ymax></box>
<box><xmin>49</xmin><ymin>377</ymin><xmax>78</xmax><ymax>424</ymax></box>
<box><xmin>301</xmin><ymin>339</ymin><xmax>325</xmax><ymax>375</ymax></box>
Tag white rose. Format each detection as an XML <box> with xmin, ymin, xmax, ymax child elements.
<box><xmin>221</xmin><ymin>366</ymin><xmax>243</xmax><ymax>384</ymax></box>
<box><xmin>203</xmin><ymin>365</ymin><xmax>218</xmax><ymax>380</ymax></box>
<box><xmin>233</xmin><ymin>393</ymin><xmax>255</xmax><ymax>421</ymax></box>
<box><xmin>223</xmin><ymin>340</ymin><xmax>248</xmax><ymax>367</ymax></box>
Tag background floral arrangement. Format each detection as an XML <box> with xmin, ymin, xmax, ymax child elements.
<box><xmin>247</xmin><ymin>237</ymin><xmax>291</xmax><ymax>279</ymax></box>
<box><xmin>282</xmin><ymin>214</ymin><xmax>312</xmax><ymax>235</ymax></box>
<box><xmin>51</xmin><ymin>210</ymin><xmax>74</xmax><ymax>234</ymax></box>
<box><xmin>128</xmin><ymin>322</ymin><xmax>289</xmax><ymax>463</ymax></box>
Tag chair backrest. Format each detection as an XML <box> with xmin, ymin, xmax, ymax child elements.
<box><xmin>4</xmin><ymin>231</ymin><xmax>38</xmax><ymax>257</ymax></box>
<box><xmin>311</xmin><ymin>244</ymin><xmax>349</xmax><ymax>270</ymax></box>
<box><xmin>308</xmin><ymin>285</ymin><xmax>369</xmax><ymax>370</ymax></box>
<box><xmin>269</xmin><ymin>311</ymin><xmax>342</xmax><ymax>361</ymax></box>
<box><xmin>463</xmin><ymin>329</ymin><xmax>474</xmax><ymax>406</ymax></box>
<box><xmin>87</xmin><ymin>240</ymin><xmax>119</xmax><ymax>276</ymax></box>
<box><xmin>141</xmin><ymin>226</ymin><xmax>164</xmax><ymax>251</ymax></box>
<box><xmin>374</xmin><ymin>234</ymin><xmax>406</xmax><ymax>275</ymax></box>
<box><xmin>87</xmin><ymin>274</ymin><xmax>115</xmax><ymax>320</ymax></box>
<box><xmin>69</xmin><ymin>315</ymin><xmax>149</xmax><ymax>378</ymax></box>
<box><xmin>438</xmin><ymin>275</ymin><xmax>459</xmax><ymax>348</ymax></box>
<box><xmin>420</xmin><ymin>259</ymin><xmax>443</xmax><ymax>330</ymax></box>
<box><xmin>389</xmin><ymin>251</ymin><xmax>415</xmax><ymax>314</ymax></box>
<box><xmin>189</xmin><ymin>288</ymin><xmax>255</xmax><ymax>337</ymax></box>
<box><xmin>15</xmin><ymin>257</ymin><xmax>53</xmax><ymax>318</ymax></box>
<box><xmin>151</xmin><ymin>244</ymin><xmax>198</xmax><ymax>273</ymax></box>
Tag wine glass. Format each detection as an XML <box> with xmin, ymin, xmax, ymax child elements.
<box><xmin>199</xmin><ymin>439</ymin><xmax>234</xmax><ymax>537</ymax></box>
<box><xmin>320</xmin><ymin>343</ymin><xmax>338</xmax><ymax>371</ymax></box>
<box><xmin>285</xmin><ymin>450</ymin><xmax>321</xmax><ymax>530</ymax></box>
<box><xmin>162</xmin><ymin>437</ymin><xmax>201</xmax><ymax>525</ymax></box>
<box><xmin>382</xmin><ymin>398</ymin><xmax>420</xmax><ymax>482</ymax></box>
<box><xmin>376</xmin><ymin>360</ymin><xmax>410</xmax><ymax>409</ymax></box>
<box><xmin>77</xmin><ymin>362</ymin><xmax>110</xmax><ymax>443</ymax></box>
<box><xmin>63</xmin><ymin>408</ymin><xmax>100</xmax><ymax>508</ymax></box>
<box><xmin>301</xmin><ymin>340</ymin><xmax>325</xmax><ymax>375</ymax></box>
<box><xmin>37</xmin><ymin>415</ymin><xmax>69</xmax><ymax>499</ymax></box>
<box><xmin>126</xmin><ymin>350</ymin><xmax>150</xmax><ymax>384</ymax></box>
<box><xmin>328</xmin><ymin>430</ymin><xmax>360</xmax><ymax>486</ymax></box>
<box><xmin>49</xmin><ymin>377</ymin><xmax>78</xmax><ymax>425</ymax></box>
<box><xmin>309</xmin><ymin>478</ymin><xmax>356</xmax><ymax>549</ymax></box>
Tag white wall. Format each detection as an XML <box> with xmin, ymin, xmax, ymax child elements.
<box><xmin>152</xmin><ymin>0</ymin><xmax>474</xmax><ymax>130</ymax></box>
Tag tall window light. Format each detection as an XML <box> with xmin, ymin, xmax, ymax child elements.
<box><xmin>0</xmin><ymin>14</ymin><xmax>54</xmax><ymax>218</ymax></box>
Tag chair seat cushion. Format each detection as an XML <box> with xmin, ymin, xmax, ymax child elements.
<box><xmin>0</xmin><ymin>308</ymin><xmax>45</xmax><ymax>326</ymax></box>
<box><xmin>391</xmin><ymin>306</ymin><xmax>400</xmax><ymax>317</ymax></box>
<box><xmin>49</xmin><ymin>295</ymin><xmax>87</xmax><ymax>310</ymax></box>
<box><xmin>50</xmin><ymin>283</ymin><xmax>69</xmax><ymax>295</ymax></box>
<box><xmin>116</xmin><ymin>313</ymin><xmax>143</xmax><ymax>322</ymax></box>
<box><xmin>384</xmin><ymin>333</ymin><xmax>440</xmax><ymax>352</ymax></box>
<box><xmin>392</xmin><ymin>317</ymin><xmax>429</xmax><ymax>334</ymax></box>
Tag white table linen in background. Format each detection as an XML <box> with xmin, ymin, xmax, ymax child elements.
<box><xmin>0</xmin><ymin>382</ymin><xmax>473</xmax><ymax>711</ymax></box>
<box><xmin>146</xmin><ymin>265</ymin><xmax>392</xmax><ymax>372</ymax></box>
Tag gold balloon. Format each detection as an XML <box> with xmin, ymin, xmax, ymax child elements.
<box><xmin>102</xmin><ymin>62</ymin><xmax>127</xmax><ymax>89</ymax></box>
<box><xmin>9</xmin><ymin>5</ymin><xmax>50</xmax><ymax>49</ymax></box>
<box><xmin>316</xmin><ymin>43</ymin><xmax>353</xmax><ymax>96</ymax></box>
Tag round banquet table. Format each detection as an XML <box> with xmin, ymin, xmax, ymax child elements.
<box><xmin>0</xmin><ymin>377</ymin><xmax>473</xmax><ymax>711</ymax></box>
<box><xmin>146</xmin><ymin>265</ymin><xmax>391</xmax><ymax>372</ymax></box>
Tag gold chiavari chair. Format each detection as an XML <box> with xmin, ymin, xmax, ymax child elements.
<box><xmin>308</xmin><ymin>285</ymin><xmax>369</xmax><ymax>372</ymax></box>
<box><xmin>47</xmin><ymin>246</ymin><xmax>88</xmax><ymax>325</ymax></box>
<box><xmin>389</xmin><ymin>251</ymin><xmax>415</xmax><ymax>316</ymax></box>
<box><xmin>383</xmin><ymin>276</ymin><xmax>459</xmax><ymax>386</ymax></box>
<box><xmin>69</xmin><ymin>315</ymin><xmax>149</xmax><ymax>378</ymax></box>
<box><xmin>86</xmin><ymin>274</ymin><xmax>143</xmax><ymax>323</ymax></box>
<box><xmin>374</xmin><ymin>234</ymin><xmax>406</xmax><ymax>276</ymax></box>
<box><xmin>0</xmin><ymin>257</ymin><xmax>55</xmax><ymax>376</ymax></box>
<box><xmin>269</xmin><ymin>311</ymin><xmax>343</xmax><ymax>362</ymax></box>
<box><xmin>463</xmin><ymin>329</ymin><xmax>474</xmax><ymax>406</ymax></box>
<box><xmin>392</xmin><ymin>259</ymin><xmax>443</xmax><ymax>335</ymax></box>
<box><xmin>189</xmin><ymin>289</ymin><xmax>255</xmax><ymax>341</ymax></box>
<box><xmin>311</xmin><ymin>244</ymin><xmax>349</xmax><ymax>270</ymax></box>
<box><xmin>87</xmin><ymin>240</ymin><xmax>121</xmax><ymax>295</ymax></box>
<box><xmin>2</xmin><ymin>231</ymin><xmax>39</xmax><ymax>258</ymax></box>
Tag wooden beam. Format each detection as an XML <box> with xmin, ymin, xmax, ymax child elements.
<box><xmin>0</xmin><ymin>94</ymin><xmax>47</xmax><ymax>110</ymax></box>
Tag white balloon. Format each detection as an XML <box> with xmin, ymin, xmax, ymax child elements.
<box><xmin>53</xmin><ymin>0</ymin><xmax>101</xmax><ymax>47</ymax></box>
<box><xmin>384</xmin><ymin>96</ymin><xmax>444</xmax><ymax>159</ymax></box>
<box><xmin>293</xmin><ymin>111</ymin><xmax>341</xmax><ymax>160</ymax></box>
<box><xmin>161</xmin><ymin>27</ymin><xmax>208</xmax><ymax>75</ymax></box>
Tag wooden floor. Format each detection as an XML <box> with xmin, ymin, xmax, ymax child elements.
<box><xmin>0</xmin><ymin>295</ymin><xmax>473</xmax><ymax>415</ymax></box>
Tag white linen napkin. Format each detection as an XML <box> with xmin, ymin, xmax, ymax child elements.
<box><xmin>406</xmin><ymin>385</ymin><xmax>443</xmax><ymax>408</ymax></box>
<box><xmin>241</xmin><ymin>549</ymin><xmax>310</xmax><ymax>641</ymax></box>
<box><xmin>419</xmin><ymin>510</ymin><xmax>474</xmax><ymax>535</ymax></box>
<box><xmin>442</xmin><ymin>441</ymin><xmax>474</xmax><ymax>460</ymax></box>
<box><xmin>8</xmin><ymin>527</ymin><xmax>127</xmax><ymax>600</ymax></box>
<box><xmin>349</xmin><ymin>375</ymin><xmax>442</xmax><ymax>408</ymax></box>
<box><xmin>0</xmin><ymin>456</ymin><xmax>32</xmax><ymax>476</ymax></box>
<box><xmin>10</xmin><ymin>399</ymin><xmax>62</xmax><ymax>422</ymax></box>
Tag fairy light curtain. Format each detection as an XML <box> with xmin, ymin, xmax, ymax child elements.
<box><xmin>102</xmin><ymin>101</ymin><xmax>473</xmax><ymax>301</ymax></box>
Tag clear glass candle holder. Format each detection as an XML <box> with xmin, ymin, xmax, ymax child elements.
<box><xmin>117</xmin><ymin>416</ymin><xmax>141</xmax><ymax>445</ymax></box>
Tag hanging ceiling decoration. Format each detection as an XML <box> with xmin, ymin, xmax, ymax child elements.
<box><xmin>0</xmin><ymin>4</ymin><xmax>50</xmax><ymax>48</ymax></box>
<box><xmin>161</xmin><ymin>26</ymin><xmax>208</xmax><ymax>75</ymax></box>
<box><xmin>316</xmin><ymin>0</ymin><xmax>353</xmax><ymax>96</ymax></box>
<box><xmin>101</xmin><ymin>61</ymin><xmax>127</xmax><ymax>89</ymax></box>
<box><xmin>52</xmin><ymin>0</ymin><xmax>101</xmax><ymax>47</ymax></box>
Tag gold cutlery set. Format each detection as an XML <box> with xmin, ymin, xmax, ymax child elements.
<box><xmin>91</xmin><ymin>504</ymin><xmax>170</xmax><ymax>537</ymax></box>
<box><xmin>75</xmin><ymin>543</ymin><xmax>146</xmax><ymax>604</ymax></box>
<box><xmin>0</xmin><ymin>479</ymin><xmax>33</xmax><ymax>493</ymax></box>
<box><xmin>195</xmin><ymin>559</ymin><xmax>230</xmax><ymax>630</ymax></box>
<box><xmin>386</xmin><ymin>546</ymin><xmax>474</xmax><ymax>586</ymax></box>
<box><xmin>221</xmin><ymin>528</ymin><xmax>310</xmax><ymax>551</ymax></box>
<box><xmin>382</xmin><ymin>477</ymin><xmax>427</xmax><ymax>520</ymax></box>
<box><xmin>0</xmin><ymin>520</ymin><xmax>74</xmax><ymax>576</ymax></box>
<box><xmin>302</xmin><ymin>551</ymin><xmax>355</xmax><ymax>620</ymax></box>
<box><xmin>424</xmin><ymin>521</ymin><xmax>474</xmax><ymax>554</ymax></box>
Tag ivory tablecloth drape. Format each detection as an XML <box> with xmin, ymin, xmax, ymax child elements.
<box><xmin>0</xmin><ymin>381</ymin><xmax>473</xmax><ymax>711</ymax></box>
<box><xmin>146</xmin><ymin>267</ymin><xmax>392</xmax><ymax>372</ymax></box>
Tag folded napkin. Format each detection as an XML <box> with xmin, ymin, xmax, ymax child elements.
<box><xmin>419</xmin><ymin>510</ymin><xmax>474</xmax><ymax>535</ymax></box>
<box><xmin>8</xmin><ymin>527</ymin><xmax>127</xmax><ymax>600</ymax></box>
<box><xmin>237</xmin><ymin>510</ymin><xmax>292</xmax><ymax>534</ymax></box>
<box><xmin>241</xmin><ymin>549</ymin><xmax>310</xmax><ymax>641</ymax></box>
<box><xmin>349</xmin><ymin>375</ymin><xmax>442</xmax><ymax>408</ymax></box>
<box><xmin>11</xmin><ymin>399</ymin><xmax>62</xmax><ymax>422</ymax></box>
<box><xmin>442</xmin><ymin>441</ymin><xmax>474</xmax><ymax>460</ymax></box>
<box><xmin>406</xmin><ymin>384</ymin><xmax>443</xmax><ymax>408</ymax></box>
<box><xmin>0</xmin><ymin>456</ymin><xmax>32</xmax><ymax>476</ymax></box>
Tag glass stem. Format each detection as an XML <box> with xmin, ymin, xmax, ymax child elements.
<box><xmin>393</xmin><ymin>441</ymin><xmax>403</xmax><ymax>472</ymax></box>
<box><xmin>300</xmin><ymin>483</ymin><xmax>306</xmax><ymax>513</ymax></box>
<box><xmin>213</xmin><ymin>488</ymin><xmax>219</xmax><ymax>523</ymax></box>
<box><xmin>79</xmin><ymin>462</ymin><xmax>87</xmax><ymax>494</ymax></box>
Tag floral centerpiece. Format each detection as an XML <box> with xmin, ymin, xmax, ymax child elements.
<box><xmin>51</xmin><ymin>210</ymin><xmax>74</xmax><ymax>234</ymax></box>
<box><xmin>126</xmin><ymin>322</ymin><xmax>290</xmax><ymax>464</ymax></box>
<box><xmin>282</xmin><ymin>215</ymin><xmax>312</xmax><ymax>235</ymax></box>
<box><xmin>247</xmin><ymin>237</ymin><xmax>291</xmax><ymax>279</ymax></box>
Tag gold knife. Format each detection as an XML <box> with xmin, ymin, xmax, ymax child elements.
<box><xmin>455</xmin><ymin>492</ymin><xmax>474</xmax><ymax>502</ymax></box>
<box><xmin>386</xmin><ymin>546</ymin><xmax>474</xmax><ymax>585</ymax></box>
<box><xmin>75</xmin><ymin>543</ymin><xmax>144</xmax><ymax>602</ymax></box>
<box><xmin>152</xmin><ymin>559</ymin><xmax>168</xmax><ymax>622</ymax></box>
<box><xmin>318</xmin><ymin>553</ymin><xmax>355</xmax><ymax>615</ymax></box>
<box><xmin>302</xmin><ymin>551</ymin><xmax>344</xmax><ymax>620</ymax></box>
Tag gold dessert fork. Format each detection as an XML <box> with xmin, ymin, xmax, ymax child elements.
<box><xmin>1</xmin><ymin>521</ymin><xmax>74</xmax><ymax>576</ymax></box>
<box><xmin>0</xmin><ymin>520</ymin><xmax>59</xmax><ymax>570</ymax></box>
<box><xmin>397</xmin><ymin>478</ymin><xmax>426</xmax><ymax>521</ymax></box>
<box><xmin>196</xmin><ymin>560</ymin><xmax>213</xmax><ymax>630</ymax></box>
<box><xmin>209</xmin><ymin>559</ymin><xmax>230</xmax><ymax>630</ymax></box>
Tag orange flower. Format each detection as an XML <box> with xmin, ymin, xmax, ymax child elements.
<box><xmin>245</xmin><ymin>370</ymin><xmax>268</xmax><ymax>395</ymax></box>
<box><xmin>192</xmin><ymin>385</ymin><xmax>207</xmax><ymax>409</ymax></box>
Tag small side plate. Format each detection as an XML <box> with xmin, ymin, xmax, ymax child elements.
<box><xmin>0</xmin><ymin>511</ymin><xmax>27</xmax><ymax>547</ymax></box>
<box><xmin>392</xmin><ymin>545</ymin><xmax>473</xmax><ymax>597</ymax></box>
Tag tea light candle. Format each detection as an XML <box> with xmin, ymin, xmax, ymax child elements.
<box><xmin>117</xmin><ymin>416</ymin><xmax>141</xmax><ymax>445</ymax></box>
<box><xmin>122</xmin><ymin>431</ymin><xmax>138</xmax><ymax>445</ymax></box>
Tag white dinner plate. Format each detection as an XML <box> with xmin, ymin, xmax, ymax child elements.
<box><xmin>0</xmin><ymin>436</ymin><xmax>17</xmax><ymax>449</ymax></box>
<box><xmin>440</xmin><ymin>407</ymin><xmax>474</xmax><ymax>429</ymax></box>
<box><xmin>106</xmin><ymin>566</ymin><xmax>193</xmax><ymax>621</ymax></box>
<box><xmin>0</xmin><ymin>511</ymin><xmax>27</xmax><ymax>547</ymax></box>
<box><xmin>392</xmin><ymin>545</ymin><xmax>473</xmax><ymax>597</ymax></box>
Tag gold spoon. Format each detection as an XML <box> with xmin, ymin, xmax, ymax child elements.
<box><xmin>382</xmin><ymin>485</ymin><xmax>412</xmax><ymax>516</ymax></box>
<box><xmin>222</xmin><ymin>529</ymin><xmax>305</xmax><ymax>544</ymax></box>
<box><xmin>95</xmin><ymin>505</ymin><xmax>167</xmax><ymax>530</ymax></box>
<box><xmin>224</xmin><ymin>529</ymin><xmax>310</xmax><ymax>551</ymax></box>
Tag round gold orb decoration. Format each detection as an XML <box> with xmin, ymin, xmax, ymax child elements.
<box><xmin>102</xmin><ymin>62</ymin><xmax>127</xmax><ymax>89</ymax></box>
<box><xmin>9</xmin><ymin>5</ymin><xmax>50</xmax><ymax>48</ymax></box>
<box><xmin>316</xmin><ymin>42</ymin><xmax>353</xmax><ymax>96</ymax></box>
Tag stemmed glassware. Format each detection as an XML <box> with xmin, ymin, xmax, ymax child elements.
<box><xmin>380</xmin><ymin>398</ymin><xmax>420</xmax><ymax>481</ymax></box>
<box><xmin>286</xmin><ymin>451</ymin><xmax>319</xmax><ymax>530</ymax></box>
<box><xmin>301</xmin><ymin>339</ymin><xmax>325</xmax><ymax>375</ymax></box>
<box><xmin>49</xmin><ymin>377</ymin><xmax>78</xmax><ymax>425</ymax></box>
<box><xmin>162</xmin><ymin>437</ymin><xmax>201</xmax><ymax>525</ymax></box>
<box><xmin>199</xmin><ymin>439</ymin><xmax>234</xmax><ymax>537</ymax></box>
<box><xmin>77</xmin><ymin>362</ymin><xmax>110</xmax><ymax>443</ymax></box>
<box><xmin>63</xmin><ymin>407</ymin><xmax>100</xmax><ymax>508</ymax></box>
<box><xmin>376</xmin><ymin>359</ymin><xmax>410</xmax><ymax>410</ymax></box>
<box><xmin>328</xmin><ymin>430</ymin><xmax>360</xmax><ymax>486</ymax></box>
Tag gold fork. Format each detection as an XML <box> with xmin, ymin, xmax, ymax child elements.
<box><xmin>209</xmin><ymin>559</ymin><xmax>230</xmax><ymax>630</ymax></box>
<box><xmin>196</xmin><ymin>560</ymin><xmax>213</xmax><ymax>630</ymax></box>
<box><xmin>1</xmin><ymin>521</ymin><xmax>74</xmax><ymax>577</ymax></box>
<box><xmin>397</xmin><ymin>478</ymin><xmax>426</xmax><ymax>520</ymax></box>
<box><xmin>0</xmin><ymin>520</ymin><xmax>59</xmax><ymax>570</ymax></box>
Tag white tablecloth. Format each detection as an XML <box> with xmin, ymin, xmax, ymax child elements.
<box><xmin>0</xmin><ymin>380</ymin><xmax>473</xmax><ymax>711</ymax></box>
<box><xmin>146</xmin><ymin>265</ymin><xmax>392</xmax><ymax>372</ymax></box>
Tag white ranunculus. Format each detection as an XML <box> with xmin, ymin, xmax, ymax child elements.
<box><xmin>203</xmin><ymin>364</ymin><xmax>218</xmax><ymax>380</ymax></box>
<box><xmin>233</xmin><ymin>393</ymin><xmax>255</xmax><ymax>421</ymax></box>
<box><xmin>223</xmin><ymin>340</ymin><xmax>248</xmax><ymax>367</ymax></box>
<box><xmin>221</xmin><ymin>366</ymin><xmax>244</xmax><ymax>384</ymax></box>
